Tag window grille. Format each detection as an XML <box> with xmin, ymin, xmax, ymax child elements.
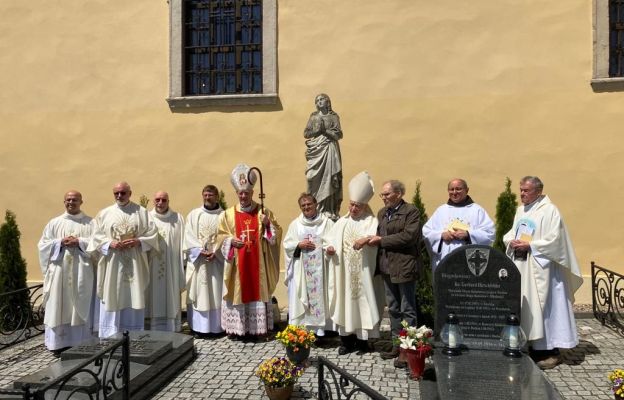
<box><xmin>609</xmin><ymin>0</ymin><xmax>624</xmax><ymax>76</ymax></box>
<box><xmin>184</xmin><ymin>0</ymin><xmax>262</xmax><ymax>96</ymax></box>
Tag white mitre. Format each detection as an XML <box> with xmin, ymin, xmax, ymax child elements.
<box><xmin>230</xmin><ymin>163</ymin><xmax>257</xmax><ymax>191</ymax></box>
<box><xmin>348</xmin><ymin>171</ymin><xmax>374</xmax><ymax>204</ymax></box>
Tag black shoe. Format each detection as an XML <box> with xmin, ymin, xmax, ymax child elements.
<box><xmin>338</xmin><ymin>345</ymin><xmax>354</xmax><ymax>355</ymax></box>
<box><xmin>356</xmin><ymin>340</ymin><xmax>369</xmax><ymax>355</ymax></box>
<box><xmin>380</xmin><ymin>346</ymin><xmax>400</xmax><ymax>360</ymax></box>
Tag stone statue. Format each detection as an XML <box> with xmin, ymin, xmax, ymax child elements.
<box><xmin>304</xmin><ymin>93</ymin><xmax>343</xmax><ymax>221</ymax></box>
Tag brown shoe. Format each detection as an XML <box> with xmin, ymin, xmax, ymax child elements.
<box><xmin>393</xmin><ymin>358</ymin><xmax>407</xmax><ymax>369</ymax></box>
<box><xmin>537</xmin><ymin>354</ymin><xmax>562</xmax><ymax>370</ymax></box>
<box><xmin>380</xmin><ymin>346</ymin><xmax>400</xmax><ymax>360</ymax></box>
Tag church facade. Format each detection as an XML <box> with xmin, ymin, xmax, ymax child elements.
<box><xmin>0</xmin><ymin>0</ymin><xmax>621</xmax><ymax>303</ymax></box>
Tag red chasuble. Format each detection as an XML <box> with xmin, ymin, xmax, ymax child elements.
<box><xmin>235</xmin><ymin>208</ymin><xmax>261</xmax><ymax>303</ymax></box>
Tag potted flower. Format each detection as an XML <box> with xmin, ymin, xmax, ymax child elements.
<box><xmin>256</xmin><ymin>356</ymin><xmax>303</xmax><ymax>400</ymax></box>
<box><xmin>395</xmin><ymin>320</ymin><xmax>434</xmax><ymax>380</ymax></box>
<box><xmin>609</xmin><ymin>368</ymin><xmax>624</xmax><ymax>399</ymax></box>
<box><xmin>275</xmin><ymin>324</ymin><xmax>316</xmax><ymax>364</ymax></box>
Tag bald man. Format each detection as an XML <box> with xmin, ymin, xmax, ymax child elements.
<box><xmin>422</xmin><ymin>178</ymin><xmax>495</xmax><ymax>270</ymax></box>
<box><xmin>38</xmin><ymin>191</ymin><xmax>95</xmax><ymax>354</ymax></box>
<box><xmin>146</xmin><ymin>191</ymin><xmax>185</xmax><ymax>332</ymax></box>
<box><xmin>88</xmin><ymin>182</ymin><xmax>159</xmax><ymax>337</ymax></box>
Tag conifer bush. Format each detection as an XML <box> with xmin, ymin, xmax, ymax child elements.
<box><xmin>412</xmin><ymin>181</ymin><xmax>434</xmax><ymax>327</ymax></box>
<box><xmin>494</xmin><ymin>177</ymin><xmax>518</xmax><ymax>252</ymax></box>
<box><xmin>0</xmin><ymin>210</ymin><xmax>30</xmax><ymax>330</ymax></box>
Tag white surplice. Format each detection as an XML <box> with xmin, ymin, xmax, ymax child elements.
<box><xmin>183</xmin><ymin>206</ymin><xmax>224</xmax><ymax>333</ymax></box>
<box><xmin>38</xmin><ymin>212</ymin><xmax>95</xmax><ymax>350</ymax></box>
<box><xmin>283</xmin><ymin>213</ymin><xmax>335</xmax><ymax>335</ymax></box>
<box><xmin>422</xmin><ymin>202</ymin><xmax>495</xmax><ymax>270</ymax></box>
<box><xmin>324</xmin><ymin>212</ymin><xmax>384</xmax><ymax>340</ymax></box>
<box><xmin>87</xmin><ymin>202</ymin><xmax>158</xmax><ymax>337</ymax></box>
<box><xmin>147</xmin><ymin>209</ymin><xmax>185</xmax><ymax>332</ymax></box>
<box><xmin>503</xmin><ymin>195</ymin><xmax>583</xmax><ymax>350</ymax></box>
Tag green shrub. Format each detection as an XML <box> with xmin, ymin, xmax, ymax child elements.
<box><xmin>494</xmin><ymin>177</ymin><xmax>518</xmax><ymax>252</ymax></box>
<box><xmin>412</xmin><ymin>181</ymin><xmax>434</xmax><ymax>327</ymax></box>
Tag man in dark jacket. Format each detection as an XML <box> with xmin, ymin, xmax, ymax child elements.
<box><xmin>369</xmin><ymin>180</ymin><xmax>422</xmax><ymax>367</ymax></box>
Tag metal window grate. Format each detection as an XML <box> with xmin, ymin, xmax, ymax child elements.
<box><xmin>183</xmin><ymin>0</ymin><xmax>263</xmax><ymax>96</ymax></box>
<box><xmin>609</xmin><ymin>0</ymin><xmax>624</xmax><ymax>76</ymax></box>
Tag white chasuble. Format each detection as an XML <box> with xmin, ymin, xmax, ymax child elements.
<box><xmin>325</xmin><ymin>213</ymin><xmax>383</xmax><ymax>340</ymax></box>
<box><xmin>184</xmin><ymin>206</ymin><xmax>224</xmax><ymax>333</ymax></box>
<box><xmin>503</xmin><ymin>195</ymin><xmax>583</xmax><ymax>349</ymax></box>
<box><xmin>422</xmin><ymin>203</ymin><xmax>495</xmax><ymax>270</ymax></box>
<box><xmin>87</xmin><ymin>202</ymin><xmax>158</xmax><ymax>331</ymax></box>
<box><xmin>283</xmin><ymin>213</ymin><xmax>334</xmax><ymax>331</ymax></box>
<box><xmin>38</xmin><ymin>212</ymin><xmax>95</xmax><ymax>350</ymax></box>
<box><xmin>147</xmin><ymin>209</ymin><xmax>185</xmax><ymax>332</ymax></box>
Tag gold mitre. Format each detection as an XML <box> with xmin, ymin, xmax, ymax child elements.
<box><xmin>348</xmin><ymin>171</ymin><xmax>374</xmax><ymax>204</ymax></box>
<box><xmin>230</xmin><ymin>163</ymin><xmax>257</xmax><ymax>191</ymax></box>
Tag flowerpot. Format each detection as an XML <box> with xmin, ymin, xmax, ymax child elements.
<box><xmin>286</xmin><ymin>346</ymin><xmax>310</xmax><ymax>365</ymax></box>
<box><xmin>404</xmin><ymin>348</ymin><xmax>427</xmax><ymax>380</ymax></box>
<box><xmin>398</xmin><ymin>348</ymin><xmax>408</xmax><ymax>364</ymax></box>
<box><xmin>264</xmin><ymin>384</ymin><xmax>294</xmax><ymax>400</ymax></box>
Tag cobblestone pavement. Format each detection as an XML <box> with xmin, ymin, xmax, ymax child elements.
<box><xmin>0</xmin><ymin>315</ymin><xmax>619</xmax><ymax>399</ymax></box>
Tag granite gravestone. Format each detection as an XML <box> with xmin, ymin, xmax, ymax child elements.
<box><xmin>434</xmin><ymin>244</ymin><xmax>520</xmax><ymax>350</ymax></box>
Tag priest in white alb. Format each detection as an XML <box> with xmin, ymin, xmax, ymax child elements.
<box><xmin>147</xmin><ymin>191</ymin><xmax>185</xmax><ymax>332</ymax></box>
<box><xmin>184</xmin><ymin>184</ymin><xmax>224</xmax><ymax>336</ymax></box>
<box><xmin>504</xmin><ymin>176</ymin><xmax>583</xmax><ymax>370</ymax></box>
<box><xmin>283</xmin><ymin>193</ymin><xmax>335</xmax><ymax>337</ymax></box>
<box><xmin>218</xmin><ymin>164</ymin><xmax>282</xmax><ymax>338</ymax></box>
<box><xmin>38</xmin><ymin>190</ymin><xmax>95</xmax><ymax>354</ymax></box>
<box><xmin>88</xmin><ymin>182</ymin><xmax>159</xmax><ymax>337</ymax></box>
<box><xmin>422</xmin><ymin>178</ymin><xmax>495</xmax><ymax>270</ymax></box>
<box><xmin>325</xmin><ymin>171</ymin><xmax>384</xmax><ymax>355</ymax></box>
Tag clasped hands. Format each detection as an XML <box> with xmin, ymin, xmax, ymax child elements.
<box><xmin>110</xmin><ymin>238</ymin><xmax>140</xmax><ymax>249</ymax></box>
<box><xmin>441</xmin><ymin>229</ymin><xmax>469</xmax><ymax>243</ymax></box>
<box><xmin>200</xmin><ymin>249</ymin><xmax>216</xmax><ymax>261</ymax></box>
<box><xmin>61</xmin><ymin>236</ymin><xmax>80</xmax><ymax>248</ymax></box>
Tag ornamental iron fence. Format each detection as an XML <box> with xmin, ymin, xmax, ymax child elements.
<box><xmin>592</xmin><ymin>261</ymin><xmax>624</xmax><ymax>336</ymax></box>
<box><xmin>0</xmin><ymin>284</ymin><xmax>44</xmax><ymax>349</ymax></box>
<box><xmin>315</xmin><ymin>356</ymin><xmax>388</xmax><ymax>400</ymax></box>
<box><xmin>0</xmin><ymin>331</ymin><xmax>130</xmax><ymax>400</ymax></box>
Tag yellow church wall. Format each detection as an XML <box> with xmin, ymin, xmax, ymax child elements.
<box><xmin>0</xmin><ymin>0</ymin><xmax>619</xmax><ymax>305</ymax></box>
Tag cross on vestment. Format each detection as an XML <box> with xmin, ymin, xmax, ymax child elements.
<box><xmin>469</xmin><ymin>250</ymin><xmax>488</xmax><ymax>276</ymax></box>
<box><xmin>241</xmin><ymin>219</ymin><xmax>255</xmax><ymax>253</ymax></box>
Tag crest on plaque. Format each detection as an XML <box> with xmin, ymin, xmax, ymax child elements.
<box><xmin>465</xmin><ymin>248</ymin><xmax>490</xmax><ymax>277</ymax></box>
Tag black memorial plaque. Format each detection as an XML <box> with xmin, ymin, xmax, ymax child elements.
<box><xmin>62</xmin><ymin>334</ymin><xmax>172</xmax><ymax>365</ymax></box>
<box><xmin>434</xmin><ymin>245</ymin><xmax>521</xmax><ymax>350</ymax></box>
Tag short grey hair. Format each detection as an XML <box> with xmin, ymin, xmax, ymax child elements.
<box><xmin>383</xmin><ymin>180</ymin><xmax>405</xmax><ymax>196</ymax></box>
<box><xmin>520</xmin><ymin>176</ymin><xmax>544</xmax><ymax>191</ymax></box>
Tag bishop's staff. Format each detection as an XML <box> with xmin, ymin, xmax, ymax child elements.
<box><xmin>248</xmin><ymin>166</ymin><xmax>265</xmax><ymax>214</ymax></box>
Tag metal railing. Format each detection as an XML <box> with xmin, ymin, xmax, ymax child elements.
<box><xmin>0</xmin><ymin>284</ymin><xmax>44</xmax><ymax>349</ymax></box>
<box><xmin>0</xmin><ymin>331</ymin><xmax>130</xmax><ymax>400</ymax></box>
<box><xmin>592</xmin><ymin>261</ymin><xmax>624</xmax><ymax>336</ymax></box>
<box><xmin>316</xmin><ymin>356</ymin><xmax>388</xmax><ymax>400</ymax></box>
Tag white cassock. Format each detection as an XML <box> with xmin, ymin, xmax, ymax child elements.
<box><xmin>324</xmin><ymin>212</ymin><xmax>384</xmax><ymax>340</ymax></box>
<box><xmin>422</xmin><ymin>202</ymin><xmax>495</xmax><ymax>270</ymax></box>
<box><xmin>38</xmin><ymin>212</ymin><xmax>95</xmax><ymax>350</ymax></box>
<box><xmin>503</xmin><ymin>195</ymin><xmax>583</xmax><ymax>350</ymax></box>
<box><xmin>184</xmin><ymin>206</ymin><xmax>224</xmax><ymax>334</ymax></box>
<box><xmin>87</xmin><ymin>202</ymin><xmax>159</xmax><ymax>338</ymax></box>
<box><xmin>147</xmin><ymin>209</ymin><xmax>185</xmax><ymax>332</ymax></box>
<box><xmin>283</xmin><ymin>213</ymin><xmax>335</xmax><ymax>336</ymax></box>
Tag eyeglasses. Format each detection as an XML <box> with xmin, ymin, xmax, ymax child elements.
<box><xmin>379</xmin><ymin>192</ymin><xmax>395</xmax><ymax>198</ymax></box>
<box><xmin>154</xmin><ymin>198</ymin><xmax>168</xmax><ymax>203</ymax></box>
<box><xmin>114</xmin><ymin>191</ymin><xmax>127</xmax><ymax>196</ymax></box>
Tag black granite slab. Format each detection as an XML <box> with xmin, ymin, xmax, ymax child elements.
<box><xmin>422</xmin><ymin>350</ymin><xmax>563</xmax><ymax>400</ymax></box>
<box><xmin>61</xmin><ymin>335</ymin><xmax>172</xmax><ymax>365</ymax></box>
<box><xmin>434</xmin><ymin>245</ymin><xmax>521</xmax><ymax>350</ymax></box>
<box><xmin>7</xmin><ymin>331</ymin><xmax>194</xmax><ymax>400</ymax></box>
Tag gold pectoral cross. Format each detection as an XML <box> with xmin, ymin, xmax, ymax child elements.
<box><xmin>241</xmin><ymin>219</ymin><xmax>255</xmax><ymax>253</ymax></box>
